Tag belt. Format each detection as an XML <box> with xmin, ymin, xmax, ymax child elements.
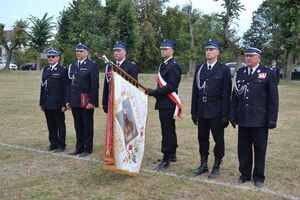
<box><xmin>202</xmin><ymin>95</ymin><xmax>222</xmax><ymax>102</ymax></box>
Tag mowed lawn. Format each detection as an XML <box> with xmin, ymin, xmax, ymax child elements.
<box><xmin>0</xmin><ymin>70</ymin><xmax>299</xmax><ymax>200</ymax></box>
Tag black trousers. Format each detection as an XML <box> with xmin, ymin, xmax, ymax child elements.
<box><xmin>238</xmin><ymin>126</ymin><xmax>268</xmax><ymax>182</ymax></box>
<box><xmin>44</xmin><ymin>109</ymin><xmax>66</xmax><ymax>149</ymax></box>
<box><xmin>71</xmin><ymin>108</ymin><xmax>94</xmax><ymax>153</ymax></box>
<box><xmin>159</xmin><ymin>109</ymin><xmax>178</xmax><ymax>156</ymax></box>
<box><xmin>197</xmin><ymin>117</ymin><xmax>224</xmax><ymax>160</ymax></box>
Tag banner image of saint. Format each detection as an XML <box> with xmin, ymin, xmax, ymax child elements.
<box><xmin>103</xmin><ymin>72</ymin><xmax>148</xmax><ymax>176</ymax></box>
<box><xmin>115</xmin><ymin>101</ymin><xmax>139</xmax><ymax>146</ymax></box>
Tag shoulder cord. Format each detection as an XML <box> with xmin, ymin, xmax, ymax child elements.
<box><xmin>233</xmin><ymin>71</ymin><xmax>247</xmax><ymax>98</ymax></box>
<box><xmin>40</xmin><ymin>67</ymin><xmax>47</xmax><ymax>87</ymax></box>
<box><xmin>68</xmin><ymin>64</ymin><xmax>75</xmax><ymax>80</ymax></box>
<box><xmin>196</xmin><ymin>64</ymin><xmax>206</xmax><ymax>91</ymax></box>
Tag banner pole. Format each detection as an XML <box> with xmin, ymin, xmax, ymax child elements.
<box><xmin>95</xmin><ymin>53</ymin><xmax>149</xmax><ymax>91</ymax></box>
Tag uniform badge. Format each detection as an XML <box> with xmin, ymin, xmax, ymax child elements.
<box><xmin>258</xmin><ymin>73</ymin><xmax>267</xmax><ymax>79</ymax></box>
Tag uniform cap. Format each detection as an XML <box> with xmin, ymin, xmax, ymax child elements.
<box><xmin>75</xmin><ymin>43</ymin><xmax>89</xmax><ymax>51</ymax></box>
<box><xmin>160</xmin><ymin>39</ymin><xmax>176</xmax><ymax>49</ymax></box>
<box><xmin>113</xmin><ymin>41</ymin><xmax>128</xmax><ymax>50</ymax></box>
<box><xmin>205</xmin><ymin>39</ymin><xmax>222</xmax><ymax>49</ymax></box>
<box><xmin>245</xmin><ymin>45</ymin><xmax>262</xmax><ymax>55</ymax></box>
<box><xmin>45</xmin><ymin>47</ymin><xmax>60</xmax><ymax>56</ymax></box>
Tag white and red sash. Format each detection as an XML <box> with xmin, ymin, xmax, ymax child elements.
<box><xmin>157</xmin><ymin>72</ymin><xmax>182</xmax><ymax>118</ymax></box>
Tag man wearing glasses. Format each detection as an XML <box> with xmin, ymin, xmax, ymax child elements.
<box><xmin>39</xmin><ymin>47</ymin><xmax>68</xmax><ymax>153</ymax></box>
<box><xmin>66</xmin><ymin>43</ymin><xmax>99</xmax><ymax>157</ymax></box>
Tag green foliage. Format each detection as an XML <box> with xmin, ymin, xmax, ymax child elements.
<box><xmin>132</xmin><ymin>0</ymin><xmax>169</xmax><ymax>72</ymax></box>
<box><xmin>0</xmin><ymin>20</ymin><xmax>28</xmax><ymax>68</ymax></box>
<box><xmin>6</xmin><ymin>0</ymin><xmax>298</xmax><ymax>74</ymax></box>
<box><xmin>62</xmin><ymin>0</ymin><xmax>105</xmax><ymax>52</ymax></box>
<box><xmin>109</xmin><ymin>0</ymin><xmax>141</xmax><ymax>61</ymax></box>
<box><xmin>27</xmin><ymin>13</ymin><xmax>54</xmax><ymax>52</ymax></box>
<box><xmin>243</xmin><ymin>0</ymin><xmax>300</xmax><ymax>69</ymax></box>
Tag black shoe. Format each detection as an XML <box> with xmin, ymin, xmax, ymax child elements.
<box><xmin>53</xmin><ymin>148</ymin><xmax>65</xmax><ymax>153</ymax></box>
<box><xmin>235</xmin><ymin>177</ymin><xmax>250</xmax><ymax>184</ymax></box>
<box><xmin>44</xmin><ymin>146</ymin><xmax>57</xmax><ymax>151</ymax></box>
<box><xmin>153</xmin><ymin>161</ymin><xmax>170</xmax><ymax>171</ymax></box>
<box><xmin>68</xmin><ymin>150</ymin><xmax>82</xmax><ymax>155</ymax></box>
<box><xmin>208</xmin><ymin>168</ymin><xmax>220</xmax><ymax>179</ymax></box>
<box><xmin>254</xmin><ymin>181</ymin><xmax>264</xmax><ymax>188</ymax></box>
<box><xmin>79</xmin><ymin>151</ymin><xmax>92</xmax><ymax>157</ymax></box>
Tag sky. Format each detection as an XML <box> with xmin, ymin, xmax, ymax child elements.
<box><xmin>0</xmin><ymin>0</ymin><xmax>264</xmax><ymax>36</ymax></box>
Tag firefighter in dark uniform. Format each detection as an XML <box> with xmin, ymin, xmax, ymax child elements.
<box><xmin>102</xmin><ymin>41</ymin><xmax>138</xmax><ymax>113</ymax></box>
<box><xmin>39</xmin><ymin>47</ymin><xmax>68</xmax><ymax>153</ymax></box>
<box><xmin>270</xmin><ymin>60</ymin><xmax>280</xmax><ymax>85</ymax></box>
<box><xmin>191</xmin><ymin>39</ymin><xmax>232</xmax><ymax>178</ymax></box>
<box><xmin>146</xmin><ymin>40</ymin><xmax>182</xmax><ymax>171</ymax></box>
<box><xmin>66</xmin><ymin>43</ymin><xmax>99</xmax><ymax>157</ymax></box>
<box><xmin>230</xmin><ymin>45</ymin><xmax>279</xmax><ymax>188</ymax></box>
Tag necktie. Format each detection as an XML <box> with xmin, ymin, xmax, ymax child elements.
<box><xmin>117</xmin><ymin>62</ymin><xmax>120</xmax><ymax>67</ymax></box>
<box><xmin>208</xmin><ymin>65</ymin><xmax>212</xmax><ymax>70</ymax></box>
<box><xmin>249</xmin><ymin>68</ymin><xmax>253</xmax><ymax>76</ymax></box>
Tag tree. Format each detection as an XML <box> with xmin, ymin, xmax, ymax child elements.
<box><xmin>214</xmin><ymin>0</ymin><xmax>245</xmax><ymax>68</ymax></box>
<box><xmin>243</xmin><ymin>0</ymin><xmax>300</xmax><ymax>81</ymax></box>
<box><xmin>243</xmin><ymin>1</ymin><xmax>283</xmax><ymax>66</ymax></box>
<box><xmin>0</xmin><ymin>20</ymin><xmax>28</xmax><ymax>69</ymax></box>
<box><xmin>271</xmin><ymin>0</ymin><xmax>300</xmax><ymax>81</ymax></box>
<box><xmin>186</xmin><ymin>1</ymin><xmax>197</xmax><ymax>75</ymax></box>
<box><xmin>134</xmin><ymin>0</ymin><xmax>169</xmax><ymax>72</ymax></box>
<box><xmin>55</xmin><ymin>9</ymin><xmax>73</xmax><ymax>65</ymax></box>
<box><xmin>160</xmin><ymin>6</ymin><xmax>190</xmax><ymax>73</ymax></box>
<box><xmin>27</xmin><ymin>13</ymin><xmax>54</xmax><ymax>69</ymax></box>
<box><xmin>108</xmin><ymin>0</ymin><xmax>141</xmax><ymax>61</ymax></box>
<box><xmin>59</xmin><ymin>0</ymin><xmax>106</xmax><ymax>65</ymax></box>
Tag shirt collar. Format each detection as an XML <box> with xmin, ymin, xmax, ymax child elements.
<box><xmin>207</xmin><ymin>60</ymin><xmax>217</xmax><ymax>69</ymax></box>
<box><xmin>78</xmin><ymin>58</ymin><xmax>87</xmax><ymax>65</ymax></box>
<box><xmin>164</xmin><ymin>57</ymin><xmax>173</xmax><ymax>64</ymax></box>
<box><xmin>248</xmin><ymin>64</ymin><xmax>259</xmax><ymax>73</ymax></box>
<box><xmin>116</xmin><ymin>58</ymin><xmax>125</xmax><ymax>66</ymax></box>
<box><xmin>50</xmin><ymin>63</ymin><xmax>58</xmax><ymax>70</ymax></box>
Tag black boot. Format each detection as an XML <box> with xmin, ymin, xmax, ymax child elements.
<box><xmin>193</xmin><ymin>156</ymin><xmax>208</xmax><ymax>175</ymax></box>
<box><xmin>208</xmin><ymin>158</ymin><xmax>221</xmax><ymax>179</ymax></box>
<box><xmin>157</xmin><ymin>152</ymin><xmax>177</xmax><ymax>162</ymax></box>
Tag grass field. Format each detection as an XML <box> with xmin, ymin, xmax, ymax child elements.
<box><xmin>0</xmin><ymin>70</ymin><xmax>299</xmax><ymax>200</ymax></box>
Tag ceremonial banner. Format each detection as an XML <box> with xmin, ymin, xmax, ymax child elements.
<box><xmin>103</xmin><ymin>72</ymin><xmax>148</xmax><ymax>176</ymax></box>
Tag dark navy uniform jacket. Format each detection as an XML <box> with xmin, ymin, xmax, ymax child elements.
<box><xmin>68</xmin><ymin>58</ymin><xmax>99</xmax><ymax>107</ymax></box>
<box><xmin>39</xmin><ymin>64</ymin><xmax>69</xmax><ymax>110</ymax></box>
<box><xmin>154</xmin><ymin>58</ymin><xmax>181</xmax><ymax>110</ymax></box>
<box><xmin>191</xmin><ymin>62</ymin><xmax>232</xmax><ymax>119</ymax></box>
<box><xmin>102</xmin><ymin>59</ymin><xmax>138</xmax><ymax>107</ymax></box>
<box><xmin>230</xmin><ymin>65</ymin><xmax>279</xmax><ymax>127</ymax></box>
<box><xmin>271</xmin><ymin>66</ymin><xmax>280</xmax><ymax>85</ymax></box>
